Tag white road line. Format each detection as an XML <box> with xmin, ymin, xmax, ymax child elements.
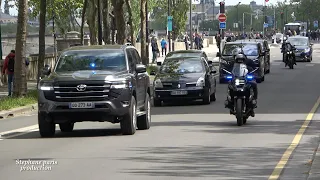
<box><xmin>306</xmin><ymin>64</ymin><xmax>315</xmax><ymax>66</ymax></box>
<box><xmin>0</xmin><ymin>125</ymin><xmax>40</xmax><ymax>140</ymax></box>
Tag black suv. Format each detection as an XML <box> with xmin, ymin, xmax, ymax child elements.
<box><xmin>38</xmin><ymin>45</ymin><xmax>151</xmax><ymax>137</ymax></box>
<box><xmin>217</xmin><ymin>41</ymin><xmax>265</xmax><ymax>83</ymax></box>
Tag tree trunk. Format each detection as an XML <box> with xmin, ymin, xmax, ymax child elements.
<box><xmin>125</xmin><ymin>0</ymin><xmax>135</xmax><ymax>46</ymax></box>
<box><xmin>140</xmin><ymin>0</ymin><xmax>147</xmax><ymax>64</ymax></box>
<box><xmin>111</xmin><ymin>0</ymin><xmax>125</xmax><ymax>44</ymax></box>
<box><xmin>13</xmin><ymin>0</ymin><xmax>28</xmax><ymax>97</ymax></box>
<box><xmin>80</xmin><ymin>0</ymin><xmax>88</xmax><ymax>45</ymax></box>
<box><xmin>37</xmin><ymin>0</ymin><xmax>46</xmax><ymax>85</ymax></box>
<box><xmin>102</xmin><ymin>0</ymin><xmax>111</xmax><ymax>44</ymax></box>
<box><xmin>87</xmin><ymin>0</ymin><xmax>98</xmax><ymax>45</ymax></box>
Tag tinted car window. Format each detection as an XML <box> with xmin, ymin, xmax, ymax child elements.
<box><xmin>223</xmin><ymin>44</ymin><xmax>259</xmax><ymax>56</ymax></box>
<box><xmin>287</xmin><ymin>38</ymin><xmax>309</xmax><ymax>46</ymax></box>
<box><xmin>131</xmin><ymin>49</ymin><xmax>142</xmax><ymax>64</ymax></box>
<box><xmin>160</xmin><ymin>58</ymin><xmax>204</xmax><ymax>74</ymax></box>
<box><xmin>166</xmin><ymin>52</ymin><xmax>202</xmax><ymax>59</ymax></box>
<box><xmin>55</xmin><ymin>50</ymin><xmax>126</xmax><ymax>72</ymax></box>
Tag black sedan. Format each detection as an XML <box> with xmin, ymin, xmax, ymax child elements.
<box><xmin>152</xmin><ymin>57</ymin><xmax>217</xmax><ymax>106</ymax></box>
<box><xmin>287</xmin><ymin>36</ymin><xmax>313</xmax><ymax>62</ymax></box>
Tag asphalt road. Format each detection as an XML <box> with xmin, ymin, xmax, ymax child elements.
<box><xmin>1</xmin><ymin>44</ymin><xmax>320</xmax><ymax>180</ymax></box>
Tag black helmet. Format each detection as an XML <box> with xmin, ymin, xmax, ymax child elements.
<box><xmin>235</xmin><ymin>53</ymin><xmax>246</xmax><ymax>63</ymax></box>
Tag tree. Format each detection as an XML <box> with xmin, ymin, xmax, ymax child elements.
<box><xmin>140</xmin><ymin>0</ymin><xmax>147</xmax><ymax>64</ymax></box>
<box><xmin>102</xmin><ymin>0</ymin><xmax>111</xmax><ymax>44</ymax></box>
<box><xmin>225</xmin><ymin>5</ymin><xmax>253</xmax><ymax>31</ymax></box>
<box><xmin>125</xmin><ymin>0</ymin><xmax>135</xmax><ymax>46</ymax></box>
<box><xmin>80</xmin><ymin>0</ymin><xmax>88</xmax><ymax>45</ymax></box>
<box><xmin>87</xmin><ymin>0</ymin><xmax>97</xmax><ymax>45</ymax></box>
<box><xmin>111</xmin><ymin>0</ymin><xmax>126</xmax><ymax>44</ymax></box>
<box><xmin>37</xmin><ymin>0</ymin><xmax>46</xmax><ymax>85</ymax></box>
<box><xmin>13</xmin><ymin>0</ymin><xmax>28</xmax><ymax>97</ymax></box>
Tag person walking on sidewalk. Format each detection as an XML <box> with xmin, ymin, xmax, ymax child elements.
<box><xmin>151</xmin><ymin>37</ymin><xmax>159</xmax><ymax>64</ymax></box>
<box><xmin>2</xmin><ymin>50</ymin><xmax>15</xmax><ymax>96</ymax></box>
<box><xmin>160</xmin><ymin>38</ymin><xmax>167</xmax><ymax>57</ymax></box>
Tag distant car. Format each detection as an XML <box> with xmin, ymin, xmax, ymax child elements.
<box><xmin>287</xmin><ymin>36</ymin><xmax>313</xmax><ymax>62</ymax></box>
<box><xmin>216</xmin><ymin>41</ymin><xmax>265</xmax><ymax>83</ymax></box>
<box><xmin>152</xmin><ymin>57</ymin><xmax>217</xmax><ymax>106</ymax></box>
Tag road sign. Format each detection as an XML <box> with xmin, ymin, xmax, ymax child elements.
<box><xmin>218</xmin><ymin>13</ymin><xmax>227</xmax><ymax>22</ymax></box>
<box><xmin>263</xmin><ymin>23</ymin><xmax>268</xmax><ymax>28</ymax></box>
<box><xmin>219</xmin><ymin>22</ymin><xmax>226</xmax><ymax>29</ymax></box>
<box><xmin>314</xmin><ymin>20</ymin><xmax>318</xmax><ymax>28</ymax></box>
<box><xmin>167</xmin><ymin>16</ymin><xmax>173</xmax><ymax>31</ymax></box>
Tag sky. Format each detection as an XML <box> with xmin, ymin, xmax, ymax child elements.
<box><xmin>2</xmin><ymin>0</ymin><xmax>285</xmax><ymax>16</ymax></box>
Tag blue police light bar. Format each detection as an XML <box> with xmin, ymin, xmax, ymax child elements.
<box><xmin>90</xmin><ymin>63</ymin><xmax>96</xmax><ymax>67</ymax></box>
<box><xmin>246</xmin><ymin>75</ymin><xmax>253</xmax><ymax>80</ymax></box>
<box><xmin>226</xmin><ymin>75</ymin><xmax>233</xmax><ymax>79</ymax></box>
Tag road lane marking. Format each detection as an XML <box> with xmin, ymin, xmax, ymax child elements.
<box><xmin>306</xmin><ymin>64</ymin><xmax>315</xmax><ymax>67</ymax></box>
<box><xmin>0</xmin><ymin>125</ymin><xmax>39</xmax><ymax>140</ymax></box>
<box><xmin>268</xmin><ymin>96</ymin><xmax>320</xmax><ymax>180</ymax></box>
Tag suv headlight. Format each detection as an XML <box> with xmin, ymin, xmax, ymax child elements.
<box><xmin>304</xmin><ymin>48</ymin><xmax>310</xmax><ymax>53</ymax></box>
<box><xmin>154</xmin><ymin>79</ymin><xmax>163</xmax><ymax>88</ymax></box>
<box><xmin>196</xmin><ymin>77</ymin><xmax>205</xmax><ymax>87</ymax></box>
<box><xmin>38</xmin><ymin>81</ymin><xmax>53</xmax><ymax>91</ymax></box>
<box><xmin>110</xmin><ymin>81</ymin><xmax>132</xmax><ymax>89</ymax></box>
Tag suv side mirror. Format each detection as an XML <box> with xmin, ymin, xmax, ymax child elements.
<box><xmin>136</xmin><ymin>64</ymin><xmax>146</xmax><ymax>73</ymax></box>
<box><xmin>42</xmin><ymin>64</ymin><xmax>51</xmax><ymax>76</ymax></box>
<box><xmin>216</xmin><ymin>52</ymin><xmax>221</xmax><ymax>57</ymax></box>
<box><xmin>150</xmin><ymin>70</ymin><xmax>156</xmax><ymax>75</ymax></box>
<box><xmin>156</xmin><ymin>61</ymin><xmax>162</xmax><ymax>66</ymax></box>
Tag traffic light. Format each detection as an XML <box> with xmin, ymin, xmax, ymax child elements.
<box><xmin>219</xmin><ymin>2</ymin><xmax>225</xmax><ymax>13</ymax></box>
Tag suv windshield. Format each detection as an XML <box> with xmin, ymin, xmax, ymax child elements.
<box><xmin>223</xmin><ymin>44</ymin><xmax>258</xmax><ymax>56</ymax></box>
<box><xmin>160</xmin><ymin>58</ymin><xmax>204</xmax><ymax>74</ymax></box>
<box><xmin>55</xmin><ymin>50</ymin><xmax>127</xmax><ymax>72</ymax></box>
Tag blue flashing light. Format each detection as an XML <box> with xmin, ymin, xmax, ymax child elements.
<box><xmin>90</xmin><ymin>63</ymin><xmax>96</xmax><ymax>67</ymax></box>
<box><xmin>226</xmin><ymin>75</ymin><xmax>233</xmax><ymax>79</ymax></box>
<box><xmin>92</xmin><ymin>71</ymin><xmax>96</xmax><ymax>74</ymax></box>
<box><xmin>246</xmin><ymin>75</ymin><xmax>253</xmax><ymax>80</ymax></box>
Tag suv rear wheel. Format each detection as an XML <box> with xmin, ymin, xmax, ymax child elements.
<box><xmin>120</xmin><ymin>96</ymin><xmax>137</xmax><ymax>135</ymax></box>
<box><xmin>38</xmin><ymin>113</ymin><xmax>56</xmax><ymax>137</ymax></box>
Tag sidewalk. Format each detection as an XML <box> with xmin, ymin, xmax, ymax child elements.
<box><xmin>308</xmin><ymin>139</ymin><xmax>320</xmax><ymax>179</ymax></box>
<box><xmin>0</xmin><ymin>80</ymin><xmax>37</xmax><ymax>98</ymax></box>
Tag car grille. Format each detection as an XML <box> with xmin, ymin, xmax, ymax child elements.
<box><xmin>161</xmin><ymin>82</ymin><xmax>187</xmax><ymax>89</ymax></box>
<box><xmin>53</xmin><ymin>81</ymin><xmax>112</xmax><ymax>102</ymax></box>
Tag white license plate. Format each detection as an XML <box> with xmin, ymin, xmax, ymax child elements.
<box><xmin>69</xmin><ymin>102</ymin><xmax>94</xmax><ymax>109</ymax></box>
<box><xmin>171</xmin><ymin>91</ymin><xmax>188</xmax><ymax>95</ymax></box>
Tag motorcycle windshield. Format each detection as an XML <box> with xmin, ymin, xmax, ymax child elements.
<box><xmin>232</xmin><ymin>63</ymin><xmax>248</xmax><ymax>78</ymax></box>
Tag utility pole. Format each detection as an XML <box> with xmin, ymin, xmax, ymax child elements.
<box><xmin>97</xmin><ymin>0</ymin><xmax>103</xmax><ymax>45</ymax></box>
<box><xmin>189</xmin><ymin>0</ymin><xmax>193</xmax><ymax>49</ymax></box>
<box><xmin>172</xmin><ymin>0</ymin><xmax>175</xmax><ymax>51</ymax></box>
<box><xmin>52</xmin><ymin>0</ymin><xmax>56</xmax><ymax>61</ymax></box>
<box><xmin>168</xmin><ymin>0</ymin><xmax>171</xmax><ymax>52</ymax></box>
<box><xmin>146</xmin><ymin>1</ymin><xmax>149</xmax><ymax>62</ymax></box>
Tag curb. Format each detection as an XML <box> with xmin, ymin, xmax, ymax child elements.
<box><xmin>0</xmin><ymin>103</ymin><xmax>38</xmax><ymax>119</ymax></box>
<box><xmin>307</xmin><ymin>137</ymin><xmax>320</xmax><ymax>180</ymax></box>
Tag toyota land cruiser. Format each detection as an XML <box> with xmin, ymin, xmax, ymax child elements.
<box><xmin>38</xmin><ymin>45</ymin><xmax>151</xmax><ymax>137</ymax></box>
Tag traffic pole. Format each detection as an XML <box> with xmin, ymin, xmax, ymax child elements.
<box><xmin>219</xmin><ymin>1</ymin><xmax>225</xmax><ymax>39</ymax></box>
<box><xmin>189</xmin><ymin>0</ymin><xmax>192</xmax><ymax>49</ymax></box>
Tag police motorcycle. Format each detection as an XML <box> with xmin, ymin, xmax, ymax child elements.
<box><xmin>223</xmin><ymin>56</ymin><xmax>258</xmax><ymax>126</ymax></box>
<box><xmin>281</xmin><ymin>37</ymin><xmax>296</xmax><ymax>69</ymax></box>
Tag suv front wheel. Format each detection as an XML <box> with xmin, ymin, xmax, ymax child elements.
<box><xmin>38</xmin><ymin>113</ymin><xmax>56</xmax><ymax>137</ymax></box>
<box><xmin>120</xmin><ymin>96</ymin><xmax>137</xmax><ymax>135</ymax></box>
<box><xmin>137</xmin><ymin>93</ymin><xmax>151</xmax><ymax>130</ymax></box>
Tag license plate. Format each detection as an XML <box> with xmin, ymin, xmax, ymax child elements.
<box><xmin>171</xmin><ymin>91</ymin><xmax>188</xmax><ymax>95</ymax></box>
<box><xmin>69</xmin><ymin>102</ymin><xmax>94</xmax><ymax>109</ymax></box>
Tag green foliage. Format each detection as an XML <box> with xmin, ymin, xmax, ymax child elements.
<box><xmin>199</xmin><ymin>20</ymin><xmax>219</xmax><ymax>31</ymax></box>
<box><xmin>0</xmin><ymin>24</ymin><xmax>51</xmax><ymax>34</ymax></box>
<box><xmin>0</xmin><ymin>90</ymin><xmax>37</xmax><ymax>110</ymax></box>
<box><xmin>28</xmin><ymin>0</ymin><xmax>83</xmax><ymax>34</ymax></box>
<box><xmin>152</xmin><ymin>0</ymin><xmax>189</xmax><ymax>36</ymax></box>
<box><xmin>225</xmin><ymin>5</ymin><xmax>253</xmax><ymax>31</ymax></box>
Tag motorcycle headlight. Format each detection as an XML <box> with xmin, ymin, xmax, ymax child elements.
<box><xmin>38</xmin><ymin>81</ymin><xmax>54</xmax><ymax>91</ymax></box>
<box><xmin>235</xmin><ymin>79</ymin><xmax>240</xmax><ymax>86</ymax></box>
<box><xmin>154</xmin><ymin>79</ymin><xmax>163</xmax><ymax>88</ymax></box>
<box><xmin>304</xmin><ymin>48</ymin><xmax>310</xmax><ymax>53</ymax></box>
<box><xmin>196</xmin><ymin>77</ymin><xmax>205</xmax><ymax>87</ymax></box>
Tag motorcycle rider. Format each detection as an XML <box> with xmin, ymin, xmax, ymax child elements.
<box><xmin>225</xmin><ymin>53</ymin><xmax>258</xmax><ymax>116</ymax></box>
<box><xmin>281</xmin><ymin>38</ymin><xmax>296</xmax><ymax>65</ymax></box>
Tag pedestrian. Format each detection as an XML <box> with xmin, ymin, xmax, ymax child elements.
<box><xmin>184</xmin><ymin>33</ymin><xmax>189</xmax><ymax>50</ymax></box>
<box><xmin>151</xmin><ymin>37</ymin><xmax>159</xmax><ymax>64</ymax></box>
<box><xmin>2</xmin><ymin>50</ymin><xmax>15</xmax><ymax>96</ymax></box>
<box><xmin>160</xmin><ymin>38</ymin><xmax>167</xmax><ymax>57</ymax></box>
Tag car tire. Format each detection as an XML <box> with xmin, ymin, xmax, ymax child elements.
<box><xmin>153</xmin><ymin>99</ymin><xmax>161</xmax><ymax>107</ymax></box>
<box><xmin>59</xmin><ymin>123</ymin><xmax>74</xmax><ymax>132</ymax></box>
<box><xmin>202</xmin><ymin>88</ymin><xmax>211</xmax><ymax>105</ymax></box>
<box><xmin>38</xmin><ymin>113</ymin><xmax>55</xmax><ymax>138</ymax></box>
<box><xmin>210</xmin><ymin>92</ymin><xmax>216</xmax><ymax>101</ymax></box>
<box><xmin>120</xmin><ymin>96</ymin><xmax>137</xmax><ymax>135</ymax></box>
<box><xmin>137</xmin><ymin>93</ymin><xmax>151</xmax><ymax>130</ymax></box>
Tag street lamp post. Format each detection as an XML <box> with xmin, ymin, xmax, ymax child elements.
<box><xmin>189</xmin><ymin>0</ymin><xmax>192</xmax><ymax>49</ymax></box>
<box><xmin>236</xmin><ymin>2</ymin><xmax>241</xmax><ymax>31</ymax></box>
<box><xmin>168</xmin><ymin>0</ymin><xmax>171</xmax><ymax>52</ymax></box>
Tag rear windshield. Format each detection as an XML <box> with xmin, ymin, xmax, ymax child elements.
<box><xmin>55</xmin><ymin>50</ymin><xmax>127</xmax><ymax>72</ymax></box>
<box><xmin>166</xmin><ymin>52</ymin><xmax>202</xmax><ymax>59</ymax></box>
<box><xmin>160</xmin><ymin>58</ymin><xmax>204</xmax><ymax>74</ymax></box>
